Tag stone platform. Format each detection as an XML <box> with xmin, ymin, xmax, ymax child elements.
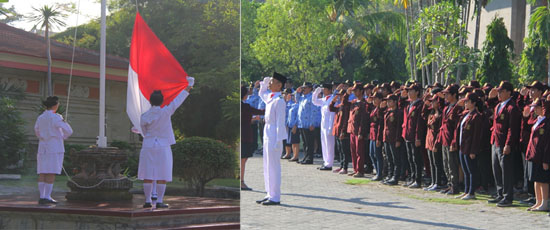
<box><xmin>0</xmin><ymin>193</ymin><xmax>239</xmax><ymax>229</ymax></box>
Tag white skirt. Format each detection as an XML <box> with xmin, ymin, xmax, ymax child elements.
<box><xmin>137</xmin><ymin>145</ymin><xmax>173</xmax><ymax>182</ymax></box>
<box><xmin>36</xmin><ymin>152</ymin><xmax>64</xmax><ymax>174</ymax></box>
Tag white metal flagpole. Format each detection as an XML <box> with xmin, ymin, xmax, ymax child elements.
<box><xmin>98</xmin><ymin>0</ymin><xmax>107</xmax><ymax>148</ymax></box>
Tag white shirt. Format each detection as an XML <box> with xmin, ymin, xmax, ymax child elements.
<box><xmin>533</xmin><ymin>116</ymin><xmax>546</xmax><ymax>131</ymax></box>
<box><xmin>34</xmin><ymin>110</ymin><xmax>73</xmax><ymax>154</ymax></box>
<box><xmin>497</xmin><ymin>98</ymin><xmax>511</xmax><ymax>114</ymax></box>
<box><xmin>312</xmin><ymin>88</ymin><xmax>336</xmax><ymax>133</ymax></box>
<box><xmin>459</xmin><ymin>112</ymin><xmax>471</xmax><ymax>145</ymax></box>
<box><xmin>259</xmin><ymin>78</ymin><xmax>287</xmax><ymax>142</ymax></box>
<box><xmin>140</xmin><ymin>90</ymin><xmax>189</xmax><ymax>148</ymax></box>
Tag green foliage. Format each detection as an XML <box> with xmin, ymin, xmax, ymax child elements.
<box><xmin>0</xmin><ymin>97</ymin><xmax>26</xmax><ymax>172</ymax></box>
<box><xmin>172</xmin><ymin>136</ymin><xmax>237</xmax><ymax>196</ymax></box>
<box><xmin>529</xmin><ymin>4</ymin><xmax>550</xmax><ymax>48</ymax></box>
<box><xmin>359</xmin><ymin>33</ymin><xmax>407</xmax><ymax>82</ymax></box>
<box><xmin>241</xmin><ymin>0</ymin><xmax>264</xmax><ymax>83</ymax></box>
<box><xmin>110</xmin><ymin>140</ymin><xmax>138</xmax><ymax>177</ymax></box>
<box><xmin>63</xmin><ymin>143</ymin><xmax>87</xmax><ymax>175</ymax></box>
<box><xmin>53</xmin><ymin>0</ymin><xmax>239</xmax><ymax>144</ymax></box>
<box><xmin>518</xmin><ymin>33</ymin><xmax>548</xmax><ymax>85</ymax></box>
<box><xmin>477</xmin><ymin>17</ymin><xmax>514</xmax><ymax>86</ymax></box>
<box><xmin>414</xmin><ymin>1</ymin><xmax>474</xmax><ymax>82</ymax></box>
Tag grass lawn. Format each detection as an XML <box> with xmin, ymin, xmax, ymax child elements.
<box><xmin>344</xmin><ymin>178</ymin><xmax>375</xmax><ymax>185</ymax></box>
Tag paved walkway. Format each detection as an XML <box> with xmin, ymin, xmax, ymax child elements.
<box><xmin>241</xmin><ymin>155</ymin><xmax>550</xmax><ymax>229</ymax></box>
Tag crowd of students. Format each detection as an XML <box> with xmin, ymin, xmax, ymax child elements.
<box><xmin>242</xmin><ymin>78</ymin><xmax>550</xmax><ymax>212</ymax></box>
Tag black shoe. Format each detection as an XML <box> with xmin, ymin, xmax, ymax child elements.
<box><xmin>152</xmin><ymin>196</ymin><xmax>158</xmax><ymax>201</ymax></box>
<box><xmin>496</xmin><ymin>199</ymin><xmax>513</xmax><ymax>207</ymax></box>
<box><xmin>520</xmin><ymin>197</ymin><xmax>536</xmax><ymax>205</ymax></box>
<box><xmin>45</xmin><ymin>198</ymin><xmax>57</xmax><ymax>204</ymax></box>
<box><xmin>262</xmin><ymin>200</ymin><xmax>280</xmax><ymax>205</ymax></box>
<box><xmin>318</xmin><ymin>166</ymin><xmax>332</xmax><ymax>171</ymax></box>
<box><xmin>143</xmin><ymin>202</ymin><xmax>152</xmax><ymax>208</ymax></box>
<box><xmin>408</xmin><ymin>182</ymin><xmax>421</xmax><ymax>189</ymax></box>
<box><xmin>241</xmin><ymin>186</ymin><xmax>252</xmax><ymax>191</ymax></box>
<box><xmin>256</xmin><ymin>198</ymin><xmax>268</xmax><ymax>204</ymax></box>
<box><xmin>156</xmin><ymin>203</ymin><xmax>169</xmax><ymax>208</ymax></box>
<box><xmin>38</xmin><ymin>198</ymin><xmax>48</xmax><ymax>205</ymax></box>
<box><xmin>440</xmin><ymin>187</ymin><xmax>451</xmax><ymax>194</ymax></box>
<box><xmin>281</xmin><ymin>155</ymin><xmax>291</xmax><ymax>159</ymax></box>
<box><xmin>371</xmin><ymin>176</ymin><xmax>382</xmax><ymax>181</ymax></box>
<box><xmin>289</xmin><ymin>158</ymin><xmax>299</xmax><ymax>162</ymax></box>
<box><xmin>445</xmin><ymin>188</ymin><xmax>459</xmax><ymax>195</ymax></box>
<box><xmin>385</xmin><ymin>178</ymin><xmax>398</xmax><ymax>186</ymax></box>
<box><xmin>301</xmin><ymin>161</ymin><xmax>313</xmax><ymax>165</ymax></box>
<box><xmin>488</xmin><ymin>197</ymin><xmax>503</xmax><ymax>204</ymax></box>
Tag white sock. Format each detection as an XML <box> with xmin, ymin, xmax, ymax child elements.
<box><xmin>152</xmin><ymin>181</ymin><xmax>157</xmax><ymax>197</ymax></box>
<box><xmin>44</xmin><ymin>183</ymin><xmax>53</xmax><ymax>200</ymax></box>
<box><xmin>143</xmin><ymin>183</ymin><xmax>153</xmax><ymax>203</ymax></box>
<box><xmin>156</xmin><ymin>184</ymin><xmax>166</xmax><ymax>203</ymax></box>
<box><xmin>38</xmin><ymin>182</ymin><xmax>45</xmax><ymax>199</ymax></box>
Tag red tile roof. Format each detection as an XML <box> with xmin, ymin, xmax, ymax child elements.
<box><xmin>0</xmin><ymin>23</ymin><xmax>128</xmax><ymax>69</ymax></box>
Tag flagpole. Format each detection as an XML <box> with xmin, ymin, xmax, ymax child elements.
<box><xmin>98</xmin><ymin>0</ymin><xmax>107</xmax><ymax>148</ymax></box>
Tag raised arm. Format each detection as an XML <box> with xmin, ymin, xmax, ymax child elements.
<box><xmin>312</xmin><ymin>88</ymin><xmax>323</xmax><ymax>107</ymax></box>
<box><xmin>258</xmin><ymin>77</ymin><xmax>271</xmax><ymax>103</ymax></box>
<box><xmin>165</xmin><ymin>76</ymin><xmax>194</xmax><ymax>115</ymax></box>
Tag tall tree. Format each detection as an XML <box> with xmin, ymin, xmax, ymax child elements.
<box><xmin>477</xmin><ymin>17</ymin><xmax>514</xmax><ymax>86</ymax></box>
<box><xmin>528</xmin><ymin>0</ymin><xmax>550</xmax><ymax>85</ymax></box>
<box><xmin>27</xmin><ymin>5</ymin><xmax>68</xmax><ymax>96</ymax></box>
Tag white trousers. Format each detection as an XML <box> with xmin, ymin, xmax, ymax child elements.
<box><xmin>37</xmin><ymin>152</ymin><xmax>64</xmax><ymax>174</ymax></box>
<box><xmin>321</xmin><ymin>129</ymin><xmax>335</xmax><ymax>167</ymax></box>
<box><xmin>263</xmin><ymin>138</ymin><xmax>282</xmax><ymax>202</ymax></box>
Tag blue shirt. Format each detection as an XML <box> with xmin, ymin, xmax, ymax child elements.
<box><xmin>297</xmin><ymin>93</ymin><xmax>314</xmax><ymax>128</ymax></box>
<box><xmin>286</xmin><ymin>100</ymin><xmax>299</xmax><ymax>128</ymax></box>
<box><xmin>312</xmin><ymin>103</ymin><xmax>321</xmax><ymax>127</ymax></box>
<box><xmin>348</xmin><ymin>93</ymin><xmax>357</xmax><ymax>102</ymax></box>
<box><xmin>244</xmin><ymin>88</ymin><xmax>260</xmax><ymax>109</ymax></box>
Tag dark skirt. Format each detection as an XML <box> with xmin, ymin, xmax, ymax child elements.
<box><xmin>287</xmin><ymin>126</ymin><xmax>300</xmax><ymax>144</ymax></box>
<box><xmin>241</xmin><ymin>142</ymin><xmax>255</xmax><ymax>159</ymax></box>
<box><xmin>528</xmin><ymin>161</ymin><xmax>550</xmax><ymax>183</ymax></box>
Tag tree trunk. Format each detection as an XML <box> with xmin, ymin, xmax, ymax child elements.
<box><xmin>46</xmin><ymin>25</ymin><xmax>53</xmax><ymax>96</ymax></box>
<box><xmin>419</xmin><ymin>0</ymin><xmax>427</xmax><ymax>87</ymax></box>
<box><xmin>405</xmin><ymin>6</ymin><xmax>415</xmax><ymax>80</ymax></box>
<box><xmin>548</xmin><ymin>47</ymin><xmax>550</xmax><ymax>86</ymax></box>
<box><xmin>472</xmin><ymin>0</ymin><xmax>482</xmax><ymax>80</ymax></box>
<box><xmin>409</xmin><ymin>0</ymin><xmax>418</xmax><ymax>81</ymax></box>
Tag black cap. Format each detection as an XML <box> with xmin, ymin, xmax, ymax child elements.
<box><xmin>497</xmin><ymin>81</ymin><xmax>514</xmax><ymax>92</ymax></box>
<box><xmin>283</xmin><ymin>88</ymin><xmax>293</xmax><ymax>94</ymax></box>
<box><xmin>302</xmin><ymin>82</ymin><xmax>313</xmax><ymax>88</ymax></box>
<box><xmin>384</xmin><ymin>94</ymin><xmax>399</xmax><ymax>101</ymax></box>
<box><xmin>469</xmin><ymin>80</ymin><xmax>481</xmax><ymax>89</ymax></box>
<box><xmin>272</xmin><ymin>72</ymin><xmax>287</xmax><ymax>85</ymax></box>
<box><xmin>431</xmin><ymin>87</ymin><xmax>443</xmax><ymax>95</ymax></box>
<box><xmin>442</xmin><ymin>84</ymin><xmax>459</xmax><ymax>95</ymax></box>
<box><xmin>390</xmin><ymin>81</ymin><xmax>401</xmax><ymax>89</ymax></box>
<box><xmin>351</xmin><ymin>83</ymin><xmax>364</xmax><ymax>91</ymax></box>
<box><xmin>526</xmin><ymin>80</ymin><xmax>546</xmax><ymax>91</ymax></box>
<box><xmin>344</xmin><ymin>80</ymin><xmax>352</xmax><ymax>86</ymax></box>
<box><xmin>42</xmin><ymin>96</ymin><xmax>59</xmax><ymax>108</ymax></box>
<box><xmin>364</xmin><ymin>83</ymin><xmax>375</xmax><ymax>90</ymax></box>
<box><xmin>458</xmin><ymin>86</ymin><xmax>474</xmax><ymax>96</ymax></box>
<box><xmin>465</xmin><ymin>92</ymin><xmax>480</xmax><ymax>103</ymax></box>
<box><xmin>322</xmin><ymin>83</ymin><xmax>333</xmax><ymax>89</ymax></box>
<box><xmin>372</xmin><ymin>91</ymin><xmax>384</xmax><ymax>99</ymax></box>
<box><xmin>405</xmin><ymin>83</ymin><xmax>421</xmax><ymax>92</ymax></box>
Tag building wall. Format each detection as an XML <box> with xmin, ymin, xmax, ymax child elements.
<box><xmin>0</xmin><ymin>67</ymin><xmax>140</xmax><ymax>165</ymax></box>
<box><xmin>466</xmin><ymin>0</ymin><xmax>531</xmax><ymax>56</ymax></box>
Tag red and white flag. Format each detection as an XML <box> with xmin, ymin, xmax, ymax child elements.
<box><xmin>126</xmin><ymin>12</ymin><xmax>188</xmax><ymax>134</ymax></box>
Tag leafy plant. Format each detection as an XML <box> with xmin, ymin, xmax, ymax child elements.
<box><xmin>0</xmin><ymin>97</ymin><xmax>26</xmax><ymax>172</ymax></box>
<box><xmin>172</xmin><ymin>136</ymin><xmax>237</xmax><ymax>196</ymax></box>
<box><xmin>477</xmin><ymin>17</ymin><xmax>514</xmax><ymax>86</ymax></box>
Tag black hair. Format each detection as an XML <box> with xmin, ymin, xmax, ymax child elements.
<box><xmin>42</xmin><ymin>96</ymin><xmax>59</xmax><ymax>109</ymax></box>
<box><xmin>150</xmin><ymin>90</ymin><xmax>164</xmax><ymax>106</ymax></box>
<box><xmin>241</xmin><ymin>86</ymin><xmax>248</xmax><ymax>100</ymax></box>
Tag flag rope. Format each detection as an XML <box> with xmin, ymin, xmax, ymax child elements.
<box><xmin>65</xmin><ymin>0</ymin><xmax>81</xmax><ymax>121</ymax></box>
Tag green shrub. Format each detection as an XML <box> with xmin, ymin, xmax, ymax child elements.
<box><xmin>172</xmin><ymin>136</ymin><xmax>237</xmax><ymax>196</ymax></box>
<box><xmin>110</xmin><ymin>140</ymin><xmax>138</xmax><ymax>177</ymax></box>
<box><xmin>63</xmin><ymin>144</ymin><xmax>87</xmax><ymax>175</ymax></box>
<box><xmin>0</xmin><ymin>97</ymin><xmax>26</xmax><ymax>172</ymax></box>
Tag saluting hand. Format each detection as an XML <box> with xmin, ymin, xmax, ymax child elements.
<box><xmin>523</xmin><ymin>106</ymin><xmax>531</xmax><ymax>118</ymax></box>
<box><xmin>488</xmin><ymin>88</ymin><xmax>498</xmax><ymax>99</ymax></box>
<box><xmin>519</xmin><ymin>87</ymin><xmax>528</xmax><ymax>96</ymax></box>
<box><xmin>470</xmin><ymin>154</ymin><xmax>476</xmax><ymax>160</ymax></box>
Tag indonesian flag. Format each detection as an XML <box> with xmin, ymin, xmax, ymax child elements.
<box><xmin>126</xmin><ymin>12</ymin><xmax>188</xmax><ymax>135</ymax></box>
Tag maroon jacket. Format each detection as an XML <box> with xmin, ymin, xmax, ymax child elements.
<box><xmin>425</xmin><ymin>111</ymin><xmax>442</xmax><ymax>151</ymax></box>
<box><xmin>526</xmin><ymin>118</ymin><xmax>550</xmax><ymax>164</ymax></box>
<box><xmin>454</xmin><ymin>110</ymin><xmax>483</xmax><ymax>155</ymax></box>
<box><xmin>520</xmin><ymin>100</ymin><xmax>538</xmax><ymax>147</ymax></box>
<box><xmin>384</xmin><ymin>107</ymin><xmax>403</xmax><ymax>144</ymax></box>
<box><xmin>241</xmin><ymin>102</ymin><xmax>264</xmax><ymax>143</ymax></box>
<box><xmin>369</xmin><ymin>106</ymin><xmax>385</xmax><ymax>141</ymax></box>
<box><xmin>330</xmin><ymin>93</ymin><xmax>350</xmax><ymax>139</ymax></box>
<box><xmin>402</xmin><ymin>99</ymin><xmax>426</xmax><ymax>142</ymax></box>
<box><xmin>491</xmin><ymin>99</ymin><xmax>521</xmax><ymax>149</ymax></box>
<box><xmin>436</xmin><ymin>102</ymin><xmax>463</xmax><ymax>147</ymax></box>
<box><xmin>347</xmin><ymin>99</ymin><xmax>369</xmax><ymax>137</ymax></box>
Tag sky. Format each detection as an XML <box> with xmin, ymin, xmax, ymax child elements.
<box><xmin>3</xmin><ymin>0</ymin><xmax>106</xmax><ymax>32</ymax></box>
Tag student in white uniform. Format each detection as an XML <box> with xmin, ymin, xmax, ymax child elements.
<box><xmin>312</xmin><ymin>83</ymin><xmax>336</xmax><ymax>170</ymax></box>
<box><xmin>138</xmin><ymin>76</ymin><xmax>194</xmax><ymax>209</ymax></box>
<box><xmin>255</xmin><ymin>72</ymin><xmax>287</xmax><ymax>206</ymax></box>
<box><xmin>34</xmin><ymin>96</ymin><xmax>73</xmax><ymax>205</ymax></box>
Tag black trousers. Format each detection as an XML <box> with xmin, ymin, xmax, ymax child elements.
<box><xmin>336</xmin><ymin>138</ymin><xmax>351</xmax><ymax>170</ymax></box>
<box><xmin>384</xmin><ymin>142</ymin><xmax>401</xmax><ymax>179</ymax></box>
<box><xmin>300</xmin><ymin>128</ymin><xmax>315</xmax><ymax>162</ymax></box>
<box><xmin>522</xmin><ymin>151</ymin><xmax>535</xmax><ymax>197</ymax></box>
<box><xmin>478</xmin><ymin>148</ymin><xmax>492</xmax><ymax>189</ymax></box>
<box><xmin>442</xmin><ymin>145</ymin><xmax>460</xmax><ymax>189</ymax></box>
<box><xmin>251</xmin><ymin>123</ymin><xmax>259</xmax><ymax>151</ymax></box>
<box><xmin>405</xmin><ymin>141</ymin><xmax>423</xmax><ymax>184</ymax></box>
<box><xmin>492</xmin><ymin>145</ymin><xmax>514</xmax><ymax>201</ymax></box>
<box><xmin>364</xmin><ymin>137</ymin><xmax>373</xmax><ymax>172</ymax></box>
<box><xmin>313</xmin><ymin>127</ymin><xmax>321</xmax><ymax>155</ymax></box>
<box><xmin>428</xmin><ymin>150</ymin><xmax>444</xmax><ymax>186</ymax></box>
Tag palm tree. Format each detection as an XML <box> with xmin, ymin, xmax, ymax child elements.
<box><xmin>394</xmin><ymin>0</ymin><xmax>417</xmax><ymax>81</ymax></box>
<box><xmin>28</xmin><ymin>5</ymin><xmax>67</xmax><ymax>96</ymax></box>
<box><xmin>528</xmin><ymin>0</ymin><xmax>550</xmax><ymax>85</ymax></box>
